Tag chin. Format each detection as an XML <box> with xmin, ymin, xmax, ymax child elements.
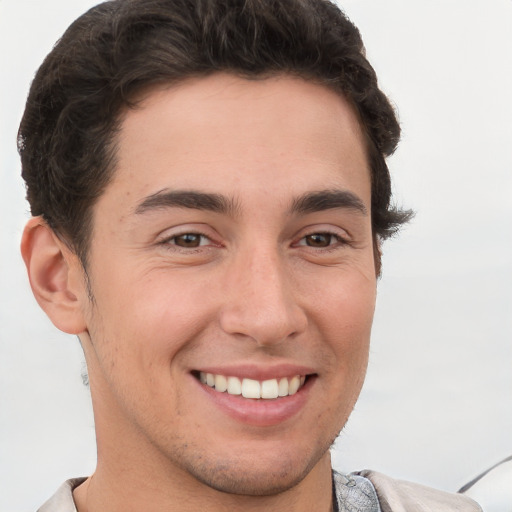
<box><xmin>189</xmin><ymin>460</ymin><xmax>311</xmax><ymax>496</ymax></box>
<box><xmin>172</xmin><ymin>438</ymin><xmax>331</xmax><ymax>497</ymax></box>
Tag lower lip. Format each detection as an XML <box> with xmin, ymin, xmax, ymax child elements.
<box><xmin>194</xmin><ymin>376</ymin><xmax>315</xmax><ymax>427</ymax></box>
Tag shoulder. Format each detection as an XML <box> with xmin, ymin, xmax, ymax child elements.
<box><xmin>37</xmin><ymin>478</ymin><xmax>86</xmax><ymax>512</ymax></box>
<box><xmin>332</xmin><ymin>471</ymin><xmax>381</xmax><ymax>511</ymax></box>
<box><xmin>354</xmin><ymin>470</ymin><xmax>482</xmax><ymax>512</ymax></box>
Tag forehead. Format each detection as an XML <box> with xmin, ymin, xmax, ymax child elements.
<box><xmin>101</xmin><ymin>73</ymin><xmax>370</xmax><ymax>215</ymax></box>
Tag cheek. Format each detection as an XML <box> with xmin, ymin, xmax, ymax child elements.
<box><xmin>314</xmin><ymin>269</ymin><xmax>376</xmax><ymax>338</ymax></box>
<box><xmin>88</xmin><ymin>269</ymin><xmax>216</xmax><ymax>371</ymax></box>
<box><xmin>312</xmin><ymin>271</ymin><xmax>375</xmax><ymax>392</ymax></box>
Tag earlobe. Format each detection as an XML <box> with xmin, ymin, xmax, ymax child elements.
<box><xmin>21</xmin><ymin>217</ymin><xmax>88</xmax><ymax>335</ymax></box>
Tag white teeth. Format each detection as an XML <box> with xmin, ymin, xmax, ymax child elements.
<box><xmin>242</xmin><ymin>378</ymin><xmax>261</xmax><ymax>399</ymax></box>
<box><xmin>288</xmin><ymin>375</ymin><xmax>301</xmax><ymax>395</ymax></box>
<box><xmin>261</xmin><ymin>379</ymin><xmax>279</xmax><ymax>399</ymax></box>
<box><xmin>214</xmin><ymin>374</ymin><xmax>228</xmax><ymax>392</ymax></box>
<box><xmin>227</xmin><ymin>376</ymin><xmax>242</xmax><ymax>395</ymax></box>
<box><xmin>278</xmin><ymin>377</ymin><xmax>289</xmax><ymax>397</ymax></box>
<box><xmin>198</xmin><ymin>372</ymin><xmax>307</xmax><ymax>399</ymax></box>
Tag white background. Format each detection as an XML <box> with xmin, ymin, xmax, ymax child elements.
<box><xmin>1</xmin><ymin>1</ymin><xmax>511</xmax><ymax>510</ymax></box>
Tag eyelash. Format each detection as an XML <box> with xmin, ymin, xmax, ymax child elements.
<box><xmin>159</xmin><ymin>230</ymin><xmax>350</xmax><ymax>252</ymax></box>
<box><xmin>295</xmin><ymin>231</ymin><xmax>351</xmax><ymax>251</ymax></box>
<box><xmin>159</xmin><ymin>231</ymin><xmax>216</xmax><ymax>250</ymax></box>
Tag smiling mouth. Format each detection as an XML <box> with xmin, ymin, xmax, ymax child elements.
<box><xmin>195</xmin><ymin>372</ymin><xmax>309</xmax><ymax>399</ymax></box>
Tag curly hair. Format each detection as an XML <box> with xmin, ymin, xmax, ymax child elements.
<box><xmin>18</xmin><ymin>0</ymin><xmax>412</xmax><ymax>267</ymax></box>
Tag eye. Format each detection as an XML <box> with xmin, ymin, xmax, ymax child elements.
<box><xmin>297</xmin><ymin>232</ymin><xmax>346</xmax><ymax>248</ymax></box>
<box><xmin>166</xmin><ymin>233</ymin><xmax>211</xmax><ymax>248</ymax></box>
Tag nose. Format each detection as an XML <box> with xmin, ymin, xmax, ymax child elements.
<box><xmin>219</xmin><ymin>248</ymin><xmax>308</xmax><ymax>346</ymax></box>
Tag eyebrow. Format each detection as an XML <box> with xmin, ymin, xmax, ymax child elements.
<box><xmin>290</xmin><ymin>189</ymin><xmax>367</xmax><ymax>216</ymax></box>
<box><xmin>135</xmin><ymin>189</ymin><xmax>239</xmax><ymax>216</ymax></box>
<box><xmin>134</xmin><ymin>188</ymin><xmax>367</xmax><ymax>217</ymax></box>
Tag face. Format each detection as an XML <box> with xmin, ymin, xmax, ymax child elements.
<box><xmin>77</xmin><ymin>74</ymin><xmax>376</xmax><ymax>495</ymax></box>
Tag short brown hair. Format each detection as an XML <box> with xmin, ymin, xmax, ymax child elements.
<box><xmin>18</xmin><ymin>0</ymin><xmax>411</xmax><ymax>267</ymax></box>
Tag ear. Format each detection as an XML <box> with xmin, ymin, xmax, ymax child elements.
<box><xmin>21</xmin><ymin>217</ymin><xmax>88</xmax><ymax>334</ymax></box>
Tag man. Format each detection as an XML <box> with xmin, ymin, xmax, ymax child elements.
<box><xmin>18</xmin><ymin>0</ymin><xmax>481</xmax><ymax>510</ymax></box>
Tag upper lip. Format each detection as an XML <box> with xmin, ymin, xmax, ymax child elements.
<box><xmin>192</xmin><ymin>363</ymin><xmax>316</xmax><ymax>381</ymax></box>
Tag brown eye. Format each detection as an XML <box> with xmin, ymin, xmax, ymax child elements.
<box><xmin>172</xmin><ymin>233</ymin><xmax>205</xmax><ymax>248</ymax></box>
<box><xmin>304</xmin><ymin>233</ymin><xmax>334</xmax><ymax>247</ymax></box>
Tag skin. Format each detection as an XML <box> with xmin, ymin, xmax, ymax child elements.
<box><xmin>22</xmin><ymin>74</ymin><xmax>377</xmax><ymax>512</ymax></box>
